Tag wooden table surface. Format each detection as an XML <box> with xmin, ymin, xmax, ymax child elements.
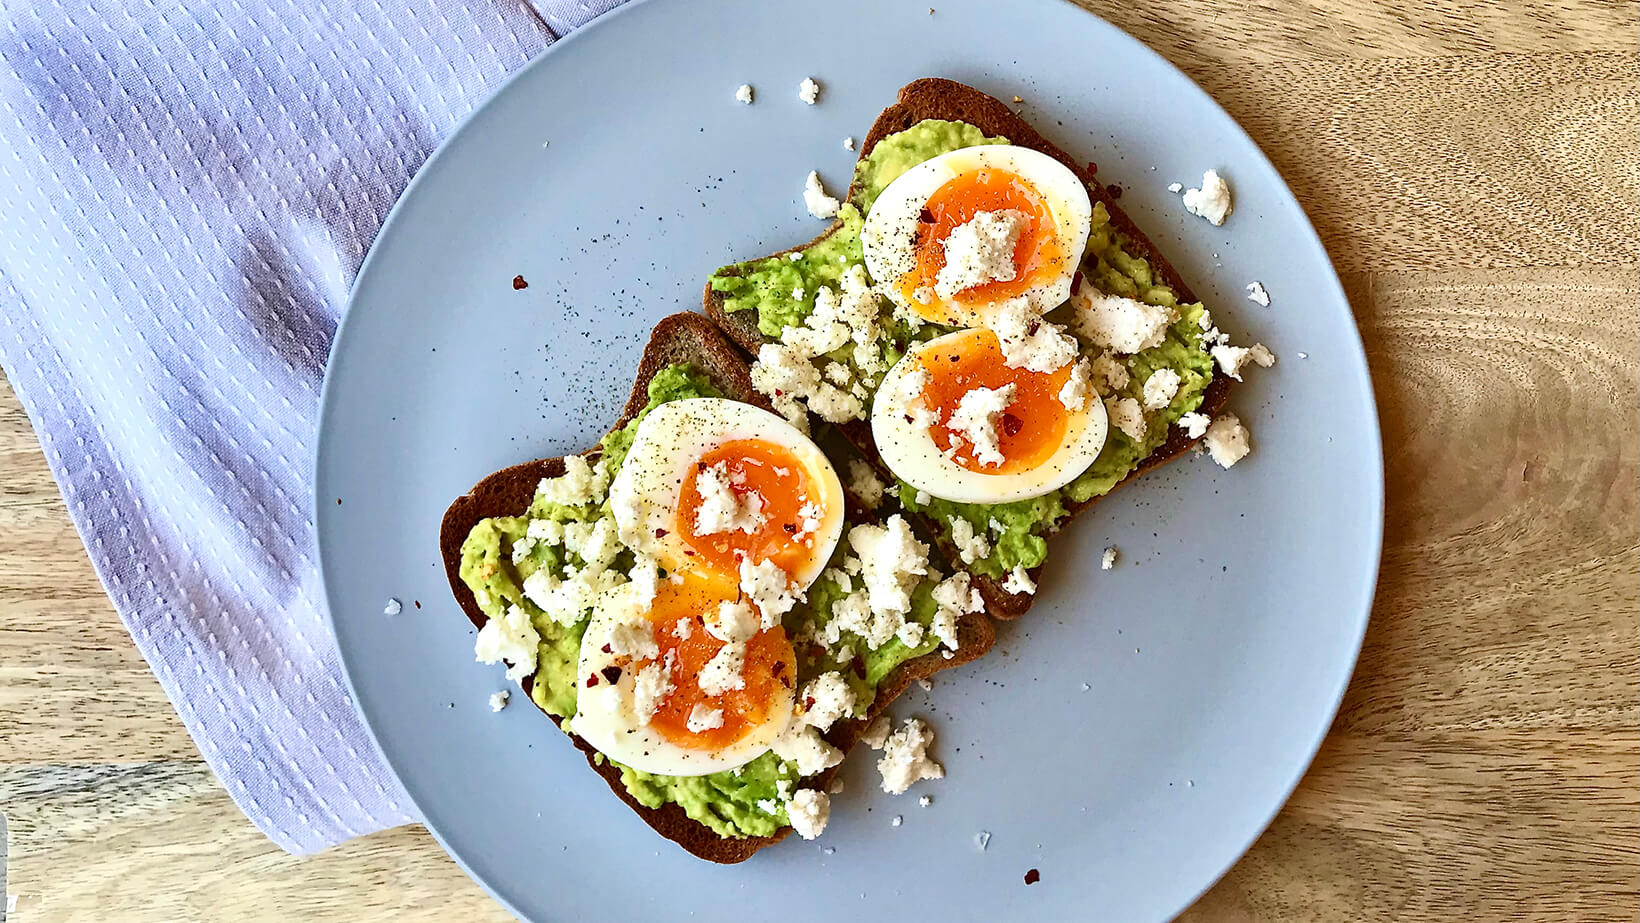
<box><xmin>2</xmin><ymin>1</ymin><xmax>1636</xmax><ymax>919</ymax></box>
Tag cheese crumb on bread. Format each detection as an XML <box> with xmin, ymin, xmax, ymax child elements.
<box><xmin>1141</xmin><ymin>368</ymin><xmax>1182</xmax><ymax>411</ymax></box>
<box><xmin>846</xmin><ymin>458</ymin><xmax>886</xmax><ymax>508</ymax></box>
<box><xmin>1071</xmin><ymin>283</ymin><xmax>1176</xmax><ymax>354</ymax></box>
<box><xmin>474</xmin><ymin>604</ymin><xmax>539</xmax><ymax>682</ymax></box>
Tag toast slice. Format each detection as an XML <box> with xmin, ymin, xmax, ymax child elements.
<box><xmin>704</xmin><ymin>78</ymin><xmax>1232</xmax><ymax>619</ymax></box>
<box><xmin>438</xmin><ymin>311</ymin><xmax>996</xmax><ymax>863</ymax></box>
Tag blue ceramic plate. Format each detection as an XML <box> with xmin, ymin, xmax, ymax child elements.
<box><xmin>316</xmin><ymin>0</ymin><xmax>1382</xmax><ymax>919</ymax></box>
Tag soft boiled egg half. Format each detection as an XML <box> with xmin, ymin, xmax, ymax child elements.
<box><xmin>609</xmin><ymin>398</ymin><xmax>846</xmax><ymax>587</ymax></box>
<box><xmin>581</xmin><ymin>397</ymin><xmax>843</xmax><ymax>774</ymax></box>
<box><xmin>862</xmin><ymin>144</ymin><xmax>1093</xmax><ymax>327</ymax></box>
<box><xmin>871</xmin><ymin>328</ymin><xmax>1109</xmax><ymax>504</ymax></box>
<box><xmin>573</xmin><ymin>570</ymin><xmax>797</xmax><ymax>776</ymax></box>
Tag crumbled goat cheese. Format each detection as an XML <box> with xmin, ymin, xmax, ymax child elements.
<box><xmin>1246</xmin><ymin>280</ymin><xmax>1271</xmax><ymax>306</ymax></box>
<box><xmin>1167</xmin><ymin>181</ymin><xmax>1184</xmax><ymax>193</ymax></box>
<box><xmin>803</xmin><ymin>170</ymin><xmax>840</xmax><ymax>219</ymax></box>
<box><xmin>860</xmin><ymin>715</ymin><xmax>893</xmax><ymax>749</ymax></box>
<box><xmin>1101</xmin><ymin>547</ymin><xmax>1118</xmax><ymax>570</ymax></box>
<box><xmin>797</xmin><ymin>501</ymin><xmax>824</xmax><ymax>537</ymax></box>
<box><xmin>1001</xmin><ymin>564</ymin><xmax>1037</xmax><ymax>596</ymax></box>
<box><xmin>751</xmin><ymin>342</ymin><xmax>862</xmax><ymax>425</ymax></box>
<box><xmin>846</xmin><ymin>459</ymin><xmax>886</xmax><ymax>508</ymax></box>
<box><xmin>847</xmin><ymin>516</ymin><xmax>930</xmax><ymax>616</ymax></box>
<box><xmin>991</xmin><ymin>297</ymin><xmax>1079</xmax><ymax>372</ymax></box>
<box><xmin>948</xmin><ymin>516</ymin><xmax>991</xmax><ymax>566</ymax></box>
<box><xmin>891</xmin><ymin>815</ymin><xmax>903</xmax><ymax>827</ymax></box>
<box><xmin>788</xmin><ymin>788</ymin><xmax>830</xmax><ymax>839</ymax></box>
<box><xmin>882</xmin><ymin>364</ymin><xmax>936</xmax><ymax>428</ymax></box>
<box><xmin>694</xmin><ymin>462</ymin><xmax>765</xmax><ymax>535</ymax></box>
<box><xmin>877</xmin><ymin>717</ymin><xmax>945</xmax><ymax>794</ymax></box>
<box><xmin>919</xmin><ymin>795</ymin><xmax>932</xmax><ymax>806</ymax></box>
<box><xmin>822</xmin><ymin>588</ymin><xmax>903</xmax><ymax>652</ymax></box>
<box><xmin>488</xmin><ymin>690</ymin><xmax>510</xmax><ymax>712</ymax></box>
<box><xmin>631</xmin><ymin>659</ymin><xmax>674</xmax><ymax>725</ymax></box>
<box><xmin>1211</xmin><ymin>342</ymin><xmax>1276</xmax><ymax>380</ymax></box>
<box><xmin>798</xmin><ymin>671</ymin><xmax>858</xmax><ymax>732</ymax></box>
<box><xmin>798</xmin><ymin>76</ymin><xmax>821</xmax><ymax>104</ymax></box>
<box><xmin>522</xmin><ymin>564</ymin><xmax>625</xmax><ymax>626</ymax></box>
<box><xmin>672</xmin><ymin>618</ymin><xmax>694</xmax><ymax>640</ymax></box>
<box><xmin>383</xmin><ymin>597</ymin><xmax>401</xmax><ymax>616</ymax></box>
<box><xmin>842</xmin><ymin>136</ymin><xmax>855</xmax><ymax>151</ymax></box>
<box><xmin>934</xmin><ymin>210</ymin><xmax>1024</xmax><ymax>299</ymax></box>
<box><xmin>739</xmin><ymin>556</ymin><xmax>801</xmax><ymax>629</ymax></box>
<box><xmin>930</xmin><ymin>572</ymin><xmax>980</xmax><ymax>649</ymax></box>
<box><xmin>474</xmin><ymin>605</ymin><xmax>540</xmax><ymax>682</ymax></box>
<box><xmin>734</xmin><ymin>83</ymin><xmax>754</xmax><ymax>104</ymax></box>
<box><xmin>915</xmin><ymin>489</ymin><xmax>932</xmax><ymax>506</ymax></box>
<box><xmin>1141</xmin><ymin>368</ymin><xmax>1182</xmax><ymax>411</ymax></box>
<box><xmin>897</xmin><ymin>620</ymin><xmax>925</xmax><ymax>648</ymax></box>
<box><xmin>1182</xmin><ymin>169</ymin><xmax>1233</xmax><ymax>225</ymax></box>
<box><xmin>947</xmin><ymin>383</ymin><xmax>1016</xmax><ymax>468</ymax></box>
<box><xmin>1088</xmin><ymin>351</ymin><xmax>1130</xmax><ymax>396</ymax></box>
<box><xmin>1204</xmin><ymin>414</ymin><xmax>1252</xmax><ymax>468</ymax></box>
<box><xmin>1105</xmin><ymin>395</ymin><xmax>1147</xmax><ymax>443</ymax></box>
<box><xmin>698</xmin><ymin>640</ymin><xmax>748</xmax><ymax>696</ymax></box>
<box><xmin>627</xmin><ymin>554</ymin><xmax>660</xmax><ymax>610</ymax></box>
<box><xmin>536</xmin><ymin>454</ymin><xmax>609</xmax><ymax>507</ymax></box>
<box><xmin>704</xmin><ymin>600</ymin><xmax>759</xmax><ymax>645</ymax></box>
<box><xmin>686</xmin><ymin>704</ymin><xmax>725</xmax><ymax>733</ymax></box>
<box><xmin>1072</xmin><ymin>285</ymin><xmax>1176</xmax><ymax>354</ymax></box>
<box><xmin>773</xmin><ymin>723</ymin><xmax>844</xmax><ymax>776</ymax></box>
<box><xmin>1058</xmin><ymin>358</ymin><xmax>1094</xmax><ymax>411</ymax></box>
<box><xmin>1177</xmin><ymin>411</ymin><xmax>1212</xmax><ymax>439</ymax></box>
<box><xmin>606</xmin><ymin>616</ymin><xmax>659</xmax><ymax>660</ymax></box>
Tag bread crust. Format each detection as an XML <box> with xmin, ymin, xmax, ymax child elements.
<box><xmin>702</xmin><ymin>78</ymin><xmax>1232</xmax><ymax>619</ymax></box>
<box><xmin>438</xmin><ymin>312</ymin><xmax>994</xmax><ymax>863</ymax></box>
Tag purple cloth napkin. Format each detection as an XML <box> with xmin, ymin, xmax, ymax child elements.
<box><xmin>0</xmin><ymin>0</ymin><xmax>624</xmax><ymax>854</ymax></box>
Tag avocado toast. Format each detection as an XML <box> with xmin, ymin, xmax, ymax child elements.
<box><xmin>704</xmin><ymin>78</ymin><xmax>1234</xmax><ymax>619</ymax></box>
<box><xmin>440</xmin><ymin>312</ymin><xmax>995</xmax><ymax>863</ymax></box>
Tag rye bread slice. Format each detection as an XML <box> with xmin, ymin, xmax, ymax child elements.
<box><xmin>703</xmin><ymin>77</ymin><xmax>1233</xmax><ymax>619</ymax></box>
<box><xmin>438</xmin><ymin>311</ymin><xmax>995</xmax><ymax>864</ymax></box>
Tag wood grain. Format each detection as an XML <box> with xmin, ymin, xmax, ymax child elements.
<box><xmin>2</xmin><ymin>1</ymin><xmax>1636</xmax><ymax>920</ymax></box>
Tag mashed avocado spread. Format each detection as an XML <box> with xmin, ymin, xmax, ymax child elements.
<box><xmin>458</xmin><ymin>364</ymin><xmax>947</xmax><ymax>838</ymax></box>
<box><xmin>708</xmin><ymin>119</ymin><xmax>1217</xmax><ymax>577</ymax></box>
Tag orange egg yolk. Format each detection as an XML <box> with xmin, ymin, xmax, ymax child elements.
<box><xmin>629</xmin><ymin>574</ymin><xmax>795</xmax><ymax>751</ymax></box>
<box><xmin>917</xmin><ymin>328</ymin><xmax>1073</xmax><ymax>475</ymax></box>
<box><xmin>901</xmin><ymin>167</ymin><xmax>1064</xmax><ymax>305</ymax></box>
<box><xmin>675</xmin><ymin>439</ymin><xmax>822</xmax><ymax>581</ymax></box>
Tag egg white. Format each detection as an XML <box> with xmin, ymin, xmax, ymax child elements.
<box><xmin>571</xmin><ymin>582</ymin><xmax>795</xmax><ymax>776</ymax></box>
<box><xmin>861</xmin><ymin>144</ymin><xmax>1093</xmax><ymax>327</ymax></box>
<box><xmin>607</xmin><ymin>398</ymin><xmax>845</xmax><ymax>588</ymax></box>
<box><xmin>870</xmin><ymin>331</ymin><xmax>1110</xmax><ymax>504</ymax></box>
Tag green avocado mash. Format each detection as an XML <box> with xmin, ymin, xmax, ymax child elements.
<box><xmin>458</xmin><ymin>363</ymin><xmax>947</xmax><ymax>839</ymax></box>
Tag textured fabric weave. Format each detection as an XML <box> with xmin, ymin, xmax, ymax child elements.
<box><xmin>0</xmin><ymin>0</ymin><xmax>623</xmax><ymax>854</ymax></box>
